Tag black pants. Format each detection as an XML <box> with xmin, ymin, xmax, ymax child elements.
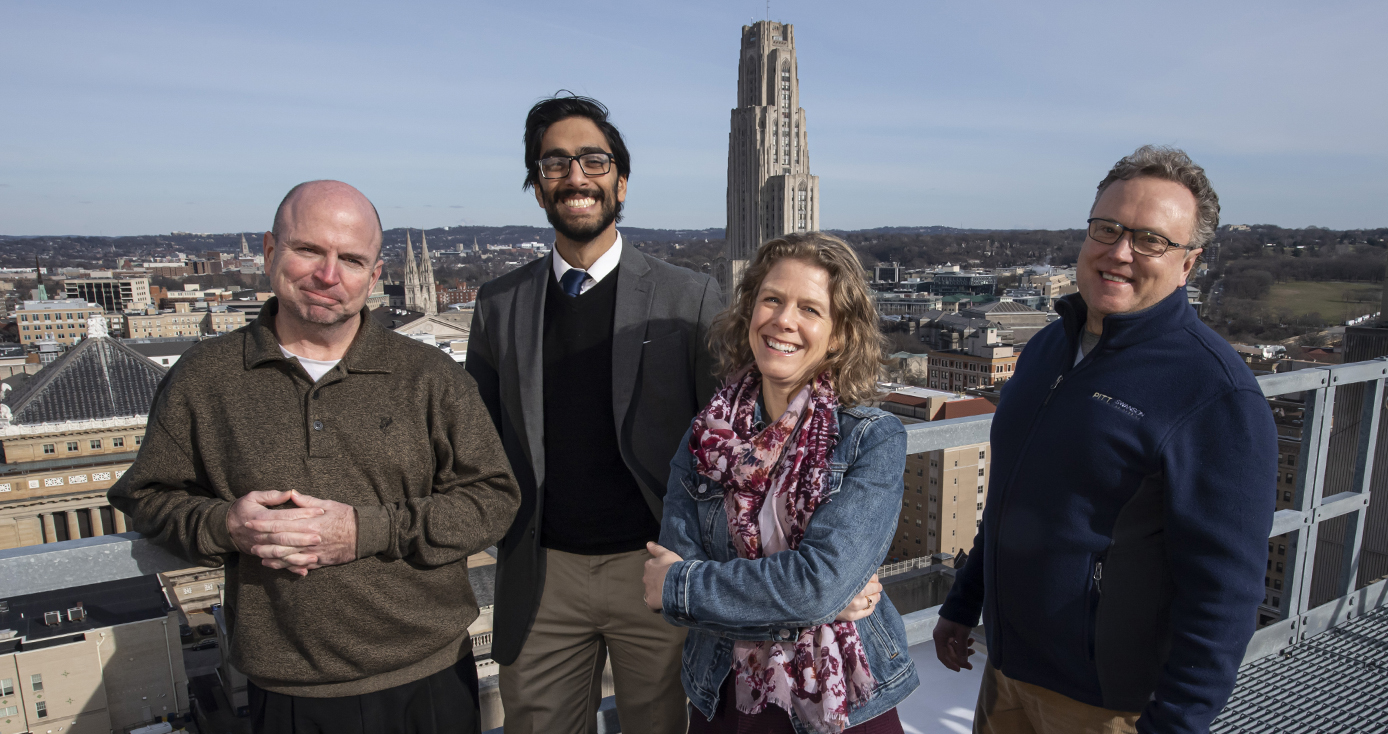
<box><xmin>248</xmin><ymin>654</ymin><xmax>480</xmax><ymax>734</ymax></box>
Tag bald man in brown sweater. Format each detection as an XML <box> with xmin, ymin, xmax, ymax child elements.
<box><xmin>109</xmin><ymin>180</ymin><xmax>520</xmax><ymax>734</ymax></box>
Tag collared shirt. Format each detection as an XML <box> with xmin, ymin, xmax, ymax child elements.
<box><xmin>108</xmin><ymin>298</ymin><xmax>521</xmax><ymax>697</ymax></box>
<box><xmin>551</xmin><ymin>232</ymin><xmax>623</xmax><ymax>295</ymax></box>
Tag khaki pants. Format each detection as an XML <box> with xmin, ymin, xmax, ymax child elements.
<box><xmin>499</xmin><ymin>548</ymin><xmax>688</xmax><ymax>734</ymax></box>
<box><xmin>975</xmin><ymin>661</ymin><xmax>1140</xmax><ymax>734</ymax></box>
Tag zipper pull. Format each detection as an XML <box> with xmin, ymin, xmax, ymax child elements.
<box><xmin>1043</xmin><ymin>374</ymin><xmax>1064</xmax><ymax>406</ymax></box>
<box><xmin>1093</xmin><ymin>561</ymin><xmax>1104</xmax><ymax>595</ymax></box>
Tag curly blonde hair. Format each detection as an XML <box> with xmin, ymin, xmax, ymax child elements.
<box><xmin>708</xmin><ymin>232</ymin><xmax>885</xmax><ymax>407</ymax></box>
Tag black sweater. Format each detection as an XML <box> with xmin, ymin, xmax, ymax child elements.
<box><xmin>540</xmin><ymin>269</ymin><xmax>661</xmax><ymax>554</ymax></box>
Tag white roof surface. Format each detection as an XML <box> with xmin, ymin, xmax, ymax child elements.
<box><xmin>897</xmin><ymin>641</ymin><xmax>985</xmax><ymax>733</ymax></box>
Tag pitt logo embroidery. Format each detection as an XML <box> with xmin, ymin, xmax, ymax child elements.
<box><xmin>1092</xmin><ymin>392</ymin><xmax>1145</xmax><ymax>419</ymax></box>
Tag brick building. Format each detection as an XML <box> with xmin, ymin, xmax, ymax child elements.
<box><xmin>926</xmin><ymin>325</ymin><xmax>1018</xmax><ymax>392</ymax></box>
<box><xmin>15</xmin><ymin>300</ymin><xmax>105</xmax><ymax>347</ymax></box>
<box><xmin>882</xmin><ymin>391</ymin><xmax>995</xmax><ymax>562</ymax></box>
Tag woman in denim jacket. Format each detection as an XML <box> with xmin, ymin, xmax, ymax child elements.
<box><xmin>642</xmin><ymin>233</ymin><xmax>919</xmax><ymax>734</ymax></box>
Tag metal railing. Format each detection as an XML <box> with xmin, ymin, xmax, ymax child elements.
<box><xmin>2</xmin><ymin>358</ymin><xmax>1386</xmax><ymax>729</ymax></box>
<box><xmin>894</xmin><ymin>357</ymin><xmax>1388</xmax><ymax>664</ymax></box>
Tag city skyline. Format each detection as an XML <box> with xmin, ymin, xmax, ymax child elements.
<box><xmin>2</xmin><ymin>1</ymin><xmax>1385</xmax><ymax>236</ymax></box>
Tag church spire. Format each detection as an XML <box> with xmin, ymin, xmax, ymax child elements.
<box><xmin>419</xmin><ymin>232</ymin><xmax>437</xmax><ymax>315</ymax></box>
<box><xmin>403</xmin><ymin>230</ymin><xmax>422</xmax><ymax>312</ymax></box>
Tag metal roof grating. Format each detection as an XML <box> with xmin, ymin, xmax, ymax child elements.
<box><xmin>1212</xmin><ymin>605</ymin><xmax>1388</xmax><ymax>733</ymax></box>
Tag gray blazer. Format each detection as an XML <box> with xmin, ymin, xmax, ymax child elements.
<box><xmin>466</xmin><ymin>243</ymin><xmax>722</xmax><ymax>664</ymax></box>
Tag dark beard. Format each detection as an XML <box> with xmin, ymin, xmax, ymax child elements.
<box><xmin>542</xmin><ymin>186</ymin><xmax>623</xmax><ymax>244</ymax></box>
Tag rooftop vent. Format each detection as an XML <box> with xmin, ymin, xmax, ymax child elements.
<box><xmin>0</xmin><ymin>629</ymin><xmax>16</xmax><ymax>641</ymax></box>
<box><xmin>67</xmin><ymin>603</ymin><xmax>86</xmax><ymax>622</ymax></box>
<box><xmin>43</xmin><ymin>611</ymin><xmax>61</xmax><ymax>626</ymax></box>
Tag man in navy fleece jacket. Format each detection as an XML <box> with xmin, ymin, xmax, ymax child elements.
<box><xmin>934</xmin><ymin>146</ymin><xmax>1277</xmax><ymax>734</ymax></box>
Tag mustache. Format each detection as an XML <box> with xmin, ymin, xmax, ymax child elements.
<box><xmin>545</xmin><ymin>186</ymin><xmax>606</xmax><ymax>206</ymax></box>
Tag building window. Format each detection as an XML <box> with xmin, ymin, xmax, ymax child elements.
<box><xmin>979</xmin><ymin>450</ymin><xmax>985</xmax><ymax>459</ymax></box>
<box><xmin>66</xmin><ymin>441</ymin><xmax>79</xmax><ymax>451</ymax></box>
<box><xmin>1278</xmin><ymin>544</ymin><xmax>1286</xmax><ymax>555</ymax></box>
<box><xmin>43</xmin><ymin>443</ymin><xmax>55</xmax><ymax>454</ymax></box>
<box><xmin>1285</xmin><ymin>473</ymin><xmax>1294</xmax><ymax>484</ymax></box>
<box><xmin>113</xmin><ymin>437</ymin><xmax>124</xmax><ymax>447</ymax></box>
<box><xmin>0</xmin><ymin>705</ymin><xmax>14</xmax><ymax>717</ymax></box>
<box><xmin>0</xmin><ymin>678</ymin><xmax>11</xmax><ymax>695</ymax></box>
<box><xmin>35</xmin><ymin>700</ymin><xmax>47</xmax><ymax>718</ymax></box>
<box><xmin>978</xmin><ymin>469</ymin><xmax>985</xmax><ymax>477</ymax></box>
<box><xmin>1272</xmin><ymin>597</ymin><xmax>1280</xmax><ymax>608</ymax></box>
<box><xmin>135</xmin><ymin>435</ymin><xmax>144</xmax><ymax>445</ymax></box>
<box><xmin>1287</xmin><ymin>455</ymin><xmax>1295</xmax><ymax>466</ymax></box>
<box><xmin>90</xmin><ymin>439</ymin><xmax>102</xmax><ymax>449</ymax></box>
<box><xmin>30</xmin><ymin>673</ymin><xmax>42</xmax><ymax>691</ymax></box>
<box><xmin>1276</xmin><ymin>562</ymin><xmax>1283</xmax><ymax>572</ymax></box>
<box><xmin>1283</xmin><ymin>491</ymin><xmax>1291</xmax><ymax>502</ymax></box>
<box><xmin>977</xmin><ymin>502</ymin><xmax>983</xmax><ymax>510</ymax></box>
<box><xmin>1273</xmin><ymin>579</ymin><xmax>1282</xmax><ymax>590</ymax></box>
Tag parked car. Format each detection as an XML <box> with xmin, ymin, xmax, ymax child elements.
<box><xmin>178</xmin><ymin>624</ymin><xmax>192</xmax><ymax>639</ymax></box>
<box><xmin>196</xmin><ymin>623</ymin><xmax>216</xmax><ymax>636</ymax></box>
<box><xmin>190</xmin><ymin>638</ymin><xmax>219</xmax><ymax>651</ymax></box>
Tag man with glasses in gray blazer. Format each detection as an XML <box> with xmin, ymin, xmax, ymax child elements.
<box><xmin>467</xmin><ymin>94</ymin><xmax>722</xmax><ymax>734</ymax></box>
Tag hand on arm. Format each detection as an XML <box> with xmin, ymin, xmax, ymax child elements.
<box><xmin>835</xmin><ymin>573</ymin><xmax>882</xmax><ymax>622</ymax></box>
<box><xmin>644</xmin><ymin>542</ymin><xmax>684</xmax><ymax>612</ymax></box>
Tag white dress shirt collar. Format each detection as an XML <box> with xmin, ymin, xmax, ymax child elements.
<box><xmin>552</xmin><ymin>232</ymin><xmax>623</xmax><ymax>295</ymax></box>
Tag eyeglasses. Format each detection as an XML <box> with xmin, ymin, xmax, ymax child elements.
<box><xmin>536</xmin><ymin>152</ymin><xmax>615</xmax><ymax>179</ymax></box>
<box><xmin>1086</xmin><ymin>218</ymin><xmax>1196</xmax><ymax>258</ymax></box>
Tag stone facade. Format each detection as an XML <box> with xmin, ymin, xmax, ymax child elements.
<box><xmin>0</xmin><ymin>320</ymin><xmax>160</xmax><ymax>551</ymax></box>
<box><xmin>723</xmin><ymin>20</ymin><xmax>820</xmax><ymax>290</ymax></box>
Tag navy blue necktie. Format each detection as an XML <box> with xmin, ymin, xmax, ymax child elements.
<box><xmin>560</xmin><ymin>269</ymin><xmax>588</xmax><ymax>297</ymax></box>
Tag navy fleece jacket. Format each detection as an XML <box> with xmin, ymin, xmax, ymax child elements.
<box><xmin>940</xmin><ymin>287</ymin><xmax>1277</xmax><ymax>734</ymax></box>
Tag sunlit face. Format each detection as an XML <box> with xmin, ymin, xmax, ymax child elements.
<box><xmin>1077</xmin><ymin>176</ymin><xmax>1202</xmax><ymax>328</ymax></box>
<box><xmin>264</xmin><ymin>189</ymin><xmax>383</xmax><ymax>331</ymax></box>
<box><xmin>533</xmin><ymin>116</ymin><xmax>627</xmax><ymax>243</ymax></box>
<box><xmin>748</xmin><ymin>258</ymin><xmax>838</xmax><ymax>395</ymax></box>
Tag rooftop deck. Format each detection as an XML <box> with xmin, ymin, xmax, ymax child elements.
<box><xmin>1</xmin><ymin>358</ymin><xmax>1385</xmax><ymax>732</ymax></box>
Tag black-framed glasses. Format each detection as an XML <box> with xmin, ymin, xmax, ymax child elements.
<box><xmin>1086</xmin><ymin>218</ymin><xmax>1196</xmax><ymax>258</ymax></box>
<box><xmin>536</xmin><ymin>152</ymin><xmax>615</xmax><ymax>179</ymax></box>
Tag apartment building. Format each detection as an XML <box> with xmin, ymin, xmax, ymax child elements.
<box><xmin>63</xmin><ymin>278</ymin><xmax>152</xmax><ymax>314</ymax></box>
<box><xmin>0</xmin><ymin>575</ymin><xmax>189</xmax><ymax>733</ymax></box>
<box><xmin>926</xmin><ymin>325</ymin><xmax>1018</xmax><ymax>392</ymax></box>
<box><xmin>14</xmin><ymin>300</ymin><xmax>104</xmax><ymax>346</ymax></box>
<box><xmin>883</xmin><ymin>391</ymin><xmax>995</xmax><ymax>562</ymax></box>
<box><xmin>1259</xmin><ymin>430</ymin><xmax>1301</xmax><ymax>626</ymax></box>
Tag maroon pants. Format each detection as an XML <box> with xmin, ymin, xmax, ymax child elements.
<box><xmin>688</xmin><ymin>675</ymin><xmax>903</xmax><ymax>734</ymax></box>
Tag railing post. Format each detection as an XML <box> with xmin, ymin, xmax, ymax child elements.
<box><xmin>1283</xmin><ymin>371</ymin><xmax>1334</xmax><ymax>628</ymax></box>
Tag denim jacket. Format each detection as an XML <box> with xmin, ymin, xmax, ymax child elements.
<box><xmin>659</xmin><ymin>404</ymin><xmax>920</xmax><ymax>733</ymax></box>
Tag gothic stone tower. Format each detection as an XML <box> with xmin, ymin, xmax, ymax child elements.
<box><xmin>723</xmin><ymin>20</ymin><xmax>820</xmax><ymax>289</ymax></box>
<box><xmin>402</xmin><ymin>231</ymin><xmax>437</xmax><ymax>315</ymax></box>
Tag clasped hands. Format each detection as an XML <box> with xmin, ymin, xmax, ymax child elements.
<box><xmin>226</xmin><ymin>490</ymin><xmax>357</xmax><ymax>576</ymax></box>
<box><xmin>642</xmin><ymin>542</ymin><xmax>884</xmax><ymax>622</ymax></box>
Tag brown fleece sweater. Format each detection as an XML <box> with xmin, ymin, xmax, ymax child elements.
<box><xmin>108</xmin><ymin>299</ymin><xmax>520</xmax><ymax>697</ymax></box>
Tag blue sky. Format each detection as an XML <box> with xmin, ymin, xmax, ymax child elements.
<box><xmin>2</xmin><ymin>1</ymin><xmax>1383</xmax><ymax>236</ymax></box>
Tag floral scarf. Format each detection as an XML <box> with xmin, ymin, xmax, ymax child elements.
<box><xmin>689</xmin><ymin>366</ymin><xmax>875</xmax><ymax>733</ymax></box>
